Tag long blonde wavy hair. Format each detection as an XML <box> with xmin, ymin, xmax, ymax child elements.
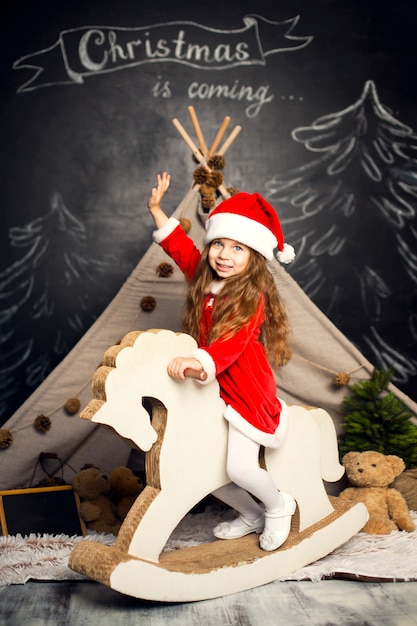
<box><xmin>182</xmin><ymin>245</ymin><xmax>291</xmax><ymax>369</ymax></box>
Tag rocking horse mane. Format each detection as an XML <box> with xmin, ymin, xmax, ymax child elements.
<box><xmin>80</xmin><ymin>330</ymin><xmax>152</xmax><ymax>407</ymax></box>
<box><xmin>80</xmin><ymin>329</ymin><xmax>182</xmax><ymax>420</ymax></box>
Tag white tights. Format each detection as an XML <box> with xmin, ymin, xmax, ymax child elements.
<box><xmin>212</xmin><ymin>424</ymin><xmax>282</xmax><ymax>521</ymax></box>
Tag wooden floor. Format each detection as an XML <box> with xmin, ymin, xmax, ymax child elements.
<box><xmin>2</xmin><ymin>578</ymin><xmax>417</xmax><ymax>625</ymax></box>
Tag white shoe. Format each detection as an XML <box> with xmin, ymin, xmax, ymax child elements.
<box><xmin>213</xmin><ymin>514</ymin><xmax>265</xmax><ymax>539</ymax></box>
<box><xmin>259</xmin><ymin>492</ymin><xmax>296</xmax><ymax>552</ymax></box>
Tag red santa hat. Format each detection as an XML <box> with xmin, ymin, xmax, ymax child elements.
<box><xmin>204</xmin><ymin>192</ymin><xmax>295</xmax><ymax>264</ymax></box>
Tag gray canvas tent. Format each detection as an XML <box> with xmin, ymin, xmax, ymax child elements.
<box><xmin>1</xmin><ymin>181</ymin><xmax>416</xmax><ymax>492</ymax></box>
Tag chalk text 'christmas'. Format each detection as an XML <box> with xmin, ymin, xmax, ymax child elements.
<box><xmin>79</xmin><ymin>29</ymin><xmax>251</xmax><ymax>71</ymax></box>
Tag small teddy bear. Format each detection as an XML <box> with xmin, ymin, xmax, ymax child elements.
<box><xmin>339</xmin><ymin>450</ymin><xmax>415</xmax><ymax>534</ymax></box>
<box><xmin>72</xmin><ymin>467</ymin><xmax>121</xmax><ymax>535</ymax></box>
<box><xmin>110</xmin><ymin>466</ymin><xmax>144</xmax><ymax>522</ymax></box>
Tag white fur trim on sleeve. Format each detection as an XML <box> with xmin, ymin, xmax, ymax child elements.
<box><xmin>190</xmin><ymin>349</ymin><xmax>216</xmax><ymax>385</ymax></box>
<box><xmin>152</xmin><ymin>217</ymin><xmax>180</xmax><ymax>243</ymax></box>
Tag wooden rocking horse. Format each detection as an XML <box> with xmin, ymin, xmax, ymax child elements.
<box><xmin>69</xmin><ymin>328</ymin><xmax>368</xmax><ymax>602</ymax></box>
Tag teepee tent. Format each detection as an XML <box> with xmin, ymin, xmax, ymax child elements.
<box><xmin>1</xmin><ymin>112</ymin><xmax>416</xmax><ymax>491</ymax></box>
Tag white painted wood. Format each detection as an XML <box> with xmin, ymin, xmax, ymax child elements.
<box><xmin>264</xmin><ymin>405</ymin><xmax>342</xmax><ymax>530</ymax></box>
<box><xmin>109</xmin><ymin>503</ymin><xmax>367</xmax><ymax>602</ymax></box>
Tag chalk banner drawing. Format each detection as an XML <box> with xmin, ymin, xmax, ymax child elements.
<box><xmin>13</xmin><ymin>14</ymin><xmax>313</xmax><ymax>93</ymax></box>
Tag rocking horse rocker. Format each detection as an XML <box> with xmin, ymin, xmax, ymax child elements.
<box><xmin>69</xmin><ymin>328</ymin><xmax>368</xmax><ymax>602</ymax></box>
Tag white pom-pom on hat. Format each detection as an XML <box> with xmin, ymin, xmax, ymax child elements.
<box><xmin>276</xmin><ymin>242</ymin><xmax>296</xmax><ymax>265</ymax></box>
<box><xmin>205</xmin><ymin>192</ymin><xmax>295</xmax><ymax>264</ymax></box>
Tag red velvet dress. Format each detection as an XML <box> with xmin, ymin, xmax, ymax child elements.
<box><xmin>156</xmin><ymin>220</ymin><xmax>287</xmax><ymax>448</ymax></box>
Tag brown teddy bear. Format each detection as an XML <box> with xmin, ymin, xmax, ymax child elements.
<box><xmin>339</xmin><ymin>450</ymin><xmax>415</xmax><ymax>534</ymax></box>
<box><xmin>72</xmin><ymin>467</ymin><xmax>121</xmax><ymax>535</ymax></box>
<box><xmin>110</xmin><ymin>466</ymin><xmax>144</xmax><ymax>521</ymax></box>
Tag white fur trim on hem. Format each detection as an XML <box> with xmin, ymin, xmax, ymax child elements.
<box><xmin>190</xmin><ymin>349</ymin><xmax>216</xmax><ymax>384</ymax></box>
<box><xmin>152</xmin><ymin>217</ymin><xmax>180</xmax><ymax>243</ymax></box>
<box><xmin>223</xmin><ymin>399</ymin><xmax>289</xmax><ymax>448</ymax></box>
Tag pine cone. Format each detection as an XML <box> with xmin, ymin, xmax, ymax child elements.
<box><xmin>0</xmin><ymin>428</ymin><xmax>13</xmax><ymax>449</ymax></box>
<box><xmin>65</xmin><ymin>398</ymin><xmax>81</xmax><ymax>415</ymax></box>
<box><xmin>140</xmin><ymin>296</ymin><xmax>156</xmax><ymax>312</ymax></box>
<box><xmin>207</xmin><ymin>155</ymin><xmax>226</xmax><ymax>170</ymax></box>
<box><xmin>34</xmin><ymin>414</ymin><xmax>51</xmax><ymax>433</ymax></box>
<box><xmin>333</xmin><ymin>372</ymin><xmax>350</xmax><ymax>387</ymax></box>
<box><xmin>157</xmin><ymin>262</ymin><xmax>174</xmax><ymax>277</ymax></box>
<box><xmin>207</xmin><ymin>171</ymin><xmax>224</xmax><ymax>189</ymax></box>
<box><xmin>200</xmin><ymin>183</ymin><xmax>216</xmax><ymax>196</ymax></box>
<box><xmin>179</xmin><ymin>218</ymin><xmax>192</xmax><ymax>234</ymax></box>
<box><xmin>227</xmin><ymin>187</ymin><xmax>240</xmax><ymax>196</ymax></box>
<box><xmin>202</xmin><ymin>194</ymin><xmax>216</xmax><ymax>210</ymax></box>
<box><xmin>193</xmin><ymin>166</ymin><xmax>210</xmax><ymax>184</ymax></box>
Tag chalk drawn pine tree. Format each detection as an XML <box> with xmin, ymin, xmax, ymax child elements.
<box><xmin>0</xmin><ymin>192</ymin><xmax>113</xmax><ymax>421</ymax></box>
<box><xmin>266</xmin><ymin>80</ymin><xmax>417</xmax><ymax>397</ymax></box>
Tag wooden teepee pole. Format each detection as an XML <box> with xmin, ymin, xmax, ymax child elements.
<box><xmin>207</xmin><ymin>116</ymin><xmax>231</xmax><ymax>158</ymax></box>
<box><xmin>172</xmin><ymin>118</ymin><xmax>203</xmax><ymax>162</ymax></box>
<box><xmin>187</xmin><ymin>106</ymin><xmax>207</xmax><ymax>157</ymax></box>
<box><xmin>217</xmin><ymin>124</ymin><xmax>242</xmax><ymax>156</ymax></box>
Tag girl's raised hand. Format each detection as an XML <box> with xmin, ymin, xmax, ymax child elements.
<box><xmin>147</xmin><ymin>172</ymin><xmax>171</xmax><ymax>212</ymax></box>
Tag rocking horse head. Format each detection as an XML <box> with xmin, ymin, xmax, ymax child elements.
<box><xmin>80</xmin><ymin>329</ymin><xmax>226</xmax><ymax>453</ymax></box>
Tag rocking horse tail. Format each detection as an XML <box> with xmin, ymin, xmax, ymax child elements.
<box><xmin>308</xmin><ymin>408</ymin><xmax>344</xmax><ymax>483</ymax></box>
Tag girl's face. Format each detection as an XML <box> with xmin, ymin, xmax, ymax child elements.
<box><xmin>208</xmin><ymin>238</ymin><xmax>251</xmax><ymax>279</ymax></box>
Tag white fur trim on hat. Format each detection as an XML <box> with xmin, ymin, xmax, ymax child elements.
<box><xmin>205</xmin><ymin>212</ymin><xmax>277</xmax><ymax>261</ymax></box>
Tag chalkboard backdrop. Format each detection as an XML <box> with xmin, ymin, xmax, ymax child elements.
<box><xmin>1</xmin><ymin>0</ymin><xmax>416</xmax><ymax>423</ymax></box>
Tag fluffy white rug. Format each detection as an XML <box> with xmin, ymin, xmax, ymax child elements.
<box><xmin>1</xmin><ymin>507</ymin><xmax>416</xmax><ymax>586</ymax></box>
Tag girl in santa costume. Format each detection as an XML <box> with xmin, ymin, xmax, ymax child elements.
<box><xmin>148</xmin><ymin>172</ymin><xmax>296</xmax><ymax>551</ymax></box>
